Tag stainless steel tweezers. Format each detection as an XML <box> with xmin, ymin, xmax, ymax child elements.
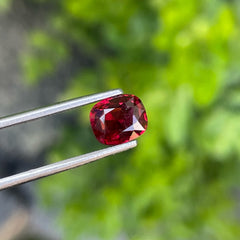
<box><xmin>0</xmin><ymin>89</ymin><xmax>137</xmax><ymax>190</ymax></box>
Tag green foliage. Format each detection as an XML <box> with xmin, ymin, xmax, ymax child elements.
<box><xmin>22</xmin><ymin>31</ymin><xmax>68</xmax><ymax>84</ymax></box>
<box><xmin>22</xmin><ymin>0</ymin><xmax>240</xmax><ymax>239</ymax></box>
<box><xmin>0</xmin><ymin>0</ymin><xmax>12</xmax><ymax>13</ymax></box>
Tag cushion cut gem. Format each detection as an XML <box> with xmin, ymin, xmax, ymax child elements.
<box><xmin>90</xmin><ymin>94</ymin><xmax>148</xmax><ymax>145</ymax></box>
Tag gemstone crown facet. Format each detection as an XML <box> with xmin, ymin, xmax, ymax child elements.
<box><xmin>90</xmin><ymin>94</ymin><xmax>148</xmax><ymax>145</ymax></box>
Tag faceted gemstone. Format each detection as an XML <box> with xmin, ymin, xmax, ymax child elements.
<box><xmin>90</xmin><ymin>94</ymin><xmax>148</xmax><ymax>145</ymax></box>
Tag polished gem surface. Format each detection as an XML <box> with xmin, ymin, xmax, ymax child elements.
<box><xmin>90</xmin><ymin>94</ymin><xmax>148</xmax><ymax>145</ymax></box>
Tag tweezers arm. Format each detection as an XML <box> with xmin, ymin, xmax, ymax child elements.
<box><xmin>0</xmin><ymin>140</ymin><xmax>137</xmax><ymax>190</ymax></box>
<box><xmin>0</xmin><ymin>89</ymin><xmax>123</xmax><ymax>129</ymax></box>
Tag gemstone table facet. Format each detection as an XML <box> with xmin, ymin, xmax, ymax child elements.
<box><xmin>90</xmin><ymin>94</ymin><xmax>148</xmax><ymax>145</ymax></box>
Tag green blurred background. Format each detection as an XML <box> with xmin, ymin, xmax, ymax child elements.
<box><xmin>1</xmin><ymin>0</ymin><xmax>240</xmax><ymax>239</ymax></box>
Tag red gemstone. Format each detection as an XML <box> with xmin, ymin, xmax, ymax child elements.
<box><xmin>90</xmin><ymin>94</ymin><xmax>148</xmax><ymax>145</ymax></box>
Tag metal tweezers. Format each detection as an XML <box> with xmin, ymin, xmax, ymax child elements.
<box><xmin>0</xmin><ymin>89</ymin><xmax>137</xmax><ymax>191</ymax></box>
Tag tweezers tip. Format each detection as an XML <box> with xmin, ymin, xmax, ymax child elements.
<box><xmin>115</xmin><ymin>88</ymin><xmax>124</xmax><ymax>94</ymax></box>
<box><xmin>129</xmin><ymin>140</ymin><xmax>138</xmax><ymax>148</ymax></box>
